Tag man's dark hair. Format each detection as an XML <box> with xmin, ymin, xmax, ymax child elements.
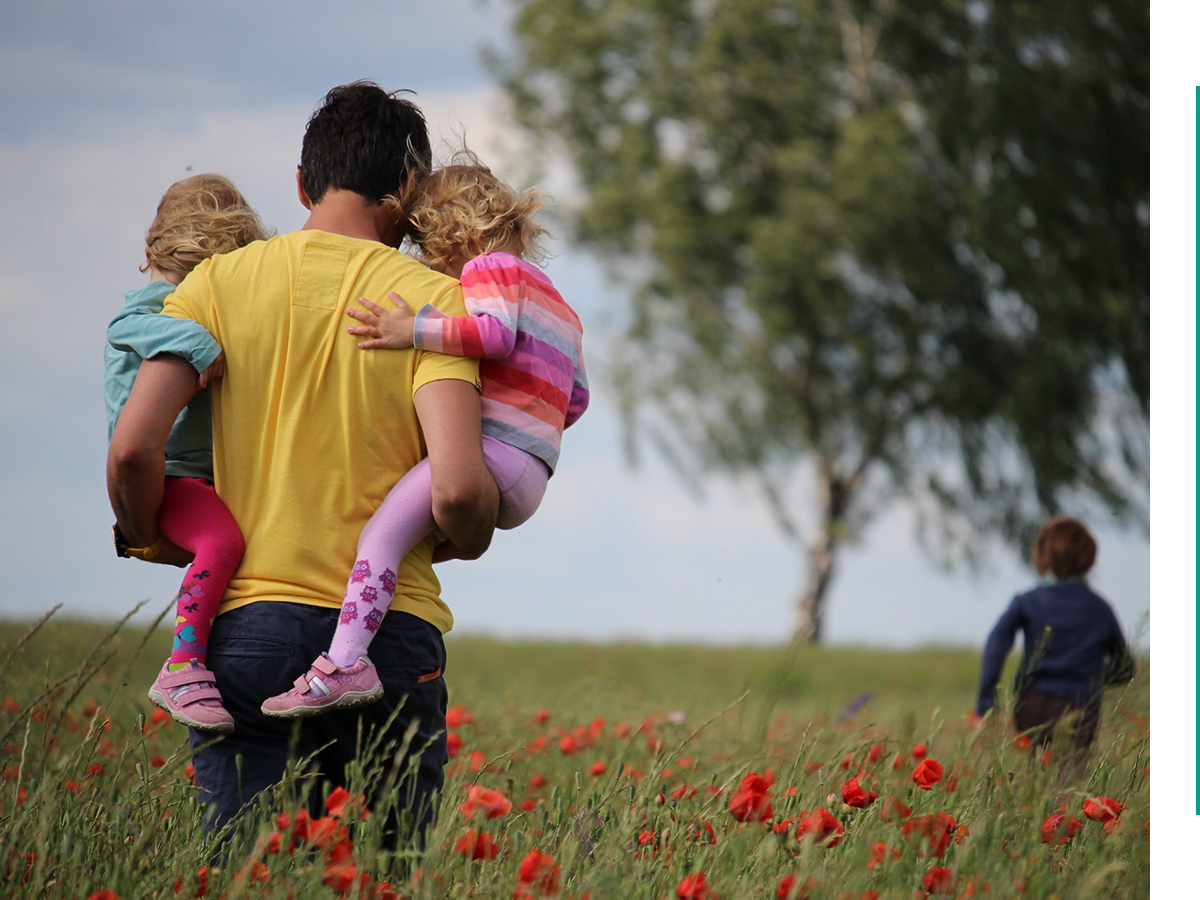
<box><xmin>300</xmin><ymin>81</ymin><xmax>432</xmax><ymax>206</ymax></box>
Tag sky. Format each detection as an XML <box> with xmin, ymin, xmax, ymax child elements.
<box><xmin>0</xmin><ymin>1</ymin><xmax>1160</xmax><ymax>653</ymax></box>
<box><xmin>0</xmin><ymin>0</ymin><xmax>1191</xmax><ymax>879</ymax></box>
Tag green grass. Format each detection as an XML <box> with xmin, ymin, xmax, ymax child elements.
<box><xmin>0</xmin><ymin>612</ymin><xmax>1149</xmax><ymax>899</ymax></box>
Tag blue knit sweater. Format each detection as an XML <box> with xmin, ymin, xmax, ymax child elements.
<box><xmin>975</xmin><ymin>579</ymin><xmax>1135</xmax><ymax>717</ymax></box>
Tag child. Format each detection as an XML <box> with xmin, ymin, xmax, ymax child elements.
<box><xmin>975</xmin><ymin>516</ymin><xmax>1136</xmax><ymax>758</ymax></box>
<box><xmin>106</xmin><ymin>174</ymin><xmax>270</xmax><ymax>732</ymax></box>
<box><xmin>261</xmin><ymin>156</ymin><xmax>589</xmax><ymax>717</ymax></box>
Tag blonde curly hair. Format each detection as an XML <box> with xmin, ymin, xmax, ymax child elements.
<box><xmin>401</xmin><ymin>151</ymin><xmax>549</xmax><ymax>272</ymax></box>
<box><xmin>142</xmin><ymin>174</ymin><xmax>271</xmax><ymax>283</ymax></box>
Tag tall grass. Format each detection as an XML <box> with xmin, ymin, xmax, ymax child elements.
<box><xmin>0</xmin><ymin>612</ymin><xmax>1149</xmax><ymax>899</ymax></box>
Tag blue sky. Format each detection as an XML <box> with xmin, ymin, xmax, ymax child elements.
<box><xmin>0</xmin><ymin>0</ymin><xmax>1163</xmax><ymax>657</ymax></box>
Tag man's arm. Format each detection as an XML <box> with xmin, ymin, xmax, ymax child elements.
<box><xmin>107</xmin><ymin>355</ymin><xmax>198</xmax><ymax>560</ymax></box>
<box><xmin>412</xmin><ymin>379</ymin><xmax>498</xmax><ymax>560</ymax></box>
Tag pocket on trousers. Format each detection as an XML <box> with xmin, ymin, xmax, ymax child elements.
<box><xmin>207</xmin><ymin>636</ymin><xmax>292</xmax><ymax>659</ymax></box>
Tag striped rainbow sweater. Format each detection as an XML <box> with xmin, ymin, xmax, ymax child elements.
<box><xmin>411</xmin><ymin>252</ymin><xmax>588</xmax><ymax>472</ymax></box>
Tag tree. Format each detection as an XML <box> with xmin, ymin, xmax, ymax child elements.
<box><xmin>493</xmin><ymin>0</ymin><xmax>1148</xmax><ymax>641</ymax></box>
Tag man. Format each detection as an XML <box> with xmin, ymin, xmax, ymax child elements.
<box><xmin>108</xmin><ymin>82</ymin><xmax>498</xmax><ymax>844</ymax></box>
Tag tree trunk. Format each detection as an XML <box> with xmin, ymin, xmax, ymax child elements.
<box><xmin>791</xmin><ymin>473</ymin><xmax>849</xmax><ymax>644</ymax></box>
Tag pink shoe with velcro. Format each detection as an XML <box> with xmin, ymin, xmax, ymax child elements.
<box><xmin>148</xmin><ymin>661</ymin><xmax>234</xmax><ymax>733</ymax></box>
<box><xmin>260</xmin><ymin>653</ymin><xmax>382</xmax><ymax>718</ymax></box>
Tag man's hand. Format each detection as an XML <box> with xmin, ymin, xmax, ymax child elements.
<box><xmin>431</xmin><ymin>540</ymin><xmax>464</xmax><ymax>564</ymax></box>
<box><xmin>197</xmin><ymin>351</ymin><xmax>226</xmax><ymax>389</ymax></box>
<box><xmin>346</xmin><ymin>293</ymin><xmax>416</xmax><ymax>350</ymax></box>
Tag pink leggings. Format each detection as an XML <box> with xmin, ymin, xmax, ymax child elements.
<box><xmin>158</xmin><ymin>476</ymin><xmax>244</xmax><ymax>667</ymax></box>
<box><xmin>327</xmin><ymin>437</ymin><xmax>548</xmax><ymax>666</ymax></box>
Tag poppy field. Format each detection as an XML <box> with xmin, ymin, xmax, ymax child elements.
<box><xmin>0</xmin><ymin>609</ymin><xmax>1149</xmax><ymax>899</ymax></box>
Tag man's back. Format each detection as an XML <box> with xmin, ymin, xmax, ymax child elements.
<box><xmin>163</xmin><ymin>230</ymin><xmax>478</xmax><ymax>631</ymax></box>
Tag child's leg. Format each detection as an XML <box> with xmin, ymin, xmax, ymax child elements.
<box><xmin>327</xmin><ymin>461</ymin><xmax>436</xmax><ymax>668</ymax></box>
<box><xmin>158</xmin><ymin>476</ymin><xmax>244</xmax><ymax>669</ymax></box>
<box><xmin>482</xmin><ymin>437</ymin><xmax>550</xmax><ymax>530</ymax></box>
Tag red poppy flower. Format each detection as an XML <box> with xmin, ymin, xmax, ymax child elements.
<box><xmin>866</xmin><ymin>744</ymin><xmax>883</xmax><ymax>763</ymax></box>
<box><xmin>911</xmin><ymin>742</ymin><xmax>927</xmax><ymax>759</ymax></box>
<box><xmin>459</xmin><ymin>785</ymin><xmax>512</xmax><ymax>820</ymax></box>
<box><xmin>446</xmin><ymin>732</ymin><xmax>463</xmax><ymax>758</ymax></box>
<box><xmin>902</xmin><ymin>812</ymin><xmax>960</xmax><ymax>858</ymax></box>
<box><xmin>516</xmin><ymin>849</ymin><xmax>561</xmax><ymax>896</ymax></box>
<box><xmin>676</xmin><ymin>872</ymin><xmax>711</xmax><ymax>900</ymax></box>
<box><xmin>879</xmin><ymin>796</ymin><xmax>912</xmax><ymax>822</ymax></box>
<box><xmin>688</xmin><ymin>818</ymin><xmax>718</xmax><ymax>844</ymax></box>
<box><xmin>85</xmin><ymin>893</ymin><xmax>119</xmax><ymax>900</ymax></box>
<box><xmin>776</xmin><ymin>873</ymin><xmax>816</xmax><ymax>900</ymax></box>
<box><xmin>325</xmin><ymin>786</ymin><xmax>367</xmax><ymax>819</ymax></box>
<box><xmin>307</xmin><ymin>815</ymin><xmax>348</xmax><ymax>851</ymax></box>
<box><xmin>590</xmin><ymin>760</ymin><xmax>607</xmax><ymax>776</ymax></box>
<box><xmin>794</xmin><ymin>808</ymin><xmax>844</xmax><ymax>848</ymax></box>
<box><xmin>559</xmin><ymin>736</ymin><xmax>579</xmax><ymax>754</ymax></box>
<box><xmin>535</xmin><ymin>708</ymin><xmax>551</xmax><ymax>724</ymax></box>
<box><xmin>445</xmin><ymin>706</ymin><xmax>472</xmax><ymax>728</ymax></box>
<box><xmin>1040</xmin><ymin>813</ymin><xmax>1082</xmax><ymax>845</ymax></box>
<box><xmin>841</xmin><ymin>776</ymin><xmax>879</xmax><ymax>808</ymax></box>
<box><xmin>923</xmin><ymin>866</ymin><xmax>955</xmax><ymax>895</ymax></box>
<box><xmin>454</xmin><ymin>828</ymin><xmax>499</xmax><ymax>860</ymax></box>
<box><xmin>866</xmin><ymin>841</ymin><xmax>900</xmax><ymax>869</ymax></box>
<box><xmin>528</xmin><ymin>773</ymin><xmax>547</xmax><ymax>789</ymax></box>
<box><xmin>1083</xmin><ymin>796</ymin><xmax>1124</xmax><ymax>823</ymax></box>
<box><xmin>911</xmin><ymin>758</ymin><xmax>944</xmax><ymax>790</ymax></box>
<box><xmin>322</xmin><ymin>845</ymin><xmax>362</xmax><ymax>893</ymax></box>
<box><xmin>728</xmin><ymin>772</ymin><xmax>774</xmax><ymax>822</ymax></box>
<box><xmin>1013</xmin><ymin>734</ymin><xmax>1032</xmax><ymax>752</ymax></box>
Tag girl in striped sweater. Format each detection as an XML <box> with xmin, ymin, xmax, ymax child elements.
<box><xmin>262</xmin><ymin>155</ymin><xmax>589</xmax><ymax>717</ymax></box>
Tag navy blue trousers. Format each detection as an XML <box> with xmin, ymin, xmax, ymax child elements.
<box><xmin>188</xmin><ymin>602</ymin><xmax>448</xmax><ymax>847</ymax></box>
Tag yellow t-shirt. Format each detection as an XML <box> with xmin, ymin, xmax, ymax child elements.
<box><xmin>162</xmin><ymin>230</ymin><xmax>479</xmax><ymax>633</ymax></box>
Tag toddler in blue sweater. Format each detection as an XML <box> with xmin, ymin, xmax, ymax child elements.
<box><xmin>975</xmin><ymin>516</ymin><xmax>1135</xmax><ymax>756</ymax></box>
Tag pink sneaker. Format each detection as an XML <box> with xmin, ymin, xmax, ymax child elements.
<box><xmin>260</xmin><ymin>654</ymin><xmax>383</xmax><ymax>718</ymax></box>
<box><xmin>148</xmin><ymin>661</ymin><xmax>234</xmax><ymax>733</ymax></box>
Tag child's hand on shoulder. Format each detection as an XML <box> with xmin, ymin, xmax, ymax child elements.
<box><xmin>347</xmin><ymin>292</ymin><xmax>416</xmax><ymax>350</ymax></box>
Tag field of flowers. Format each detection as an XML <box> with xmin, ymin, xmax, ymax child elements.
<box><xmin>0</xmin><ymin>609</ymin><xmax>1149</xmax><ymax>899</ymax></box>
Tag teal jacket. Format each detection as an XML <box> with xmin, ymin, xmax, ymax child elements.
<box><xmin>104</xmin><ymin>281</ymin><xmax>223</xmax><ymax>480</ymax></box>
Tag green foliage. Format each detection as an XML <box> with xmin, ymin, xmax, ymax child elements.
<box><xmin>0</xmin><ymin>614</ymin><xmax>1149</xmax><ymax>898</ymax></box>
<box><xmin>492</xmin><ymin>0</ymin><xmax>1149</xmax><ymax>633</ymax></box>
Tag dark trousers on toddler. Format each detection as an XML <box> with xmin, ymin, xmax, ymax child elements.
<box><xmin>1014</xmin><ymin>690</ymin><xmax>1100</xmax><ymax>774</ymax></box>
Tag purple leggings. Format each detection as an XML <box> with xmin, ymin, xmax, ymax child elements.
<box><xmin>327</xmin><ymin>438</ymin><xmax>548</xmax><ymax>666</ymax></box>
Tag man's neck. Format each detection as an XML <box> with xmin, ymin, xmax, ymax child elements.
<box><xmin>302</xmin><ymin>189</ymin><xmax>400</xmax><ymax>245</ymax></box>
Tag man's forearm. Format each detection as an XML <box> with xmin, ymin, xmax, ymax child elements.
<box><xmin>108</xmin><ymin>444</ymin><xmax>166</xmax><ymax>547</ymax></box>
<box><xmin>107</xmin><ymin>355</ymin><xmax>198</xmax><ymax>547</ymax></box>
<box><xmin>414</xmin><ymin>378</ymin><xmax>499</xmax><ymax>560</ymax></box>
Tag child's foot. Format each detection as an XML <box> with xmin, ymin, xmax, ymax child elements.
<box><xmin>148</xmin><ymin>661</ymin><xmax>234</xmax><ymax>733</ymax></box>
<box><xmin>260</xmin><ymin>654</ymin><xmax>383</xmax><ymax>718</ymax></box>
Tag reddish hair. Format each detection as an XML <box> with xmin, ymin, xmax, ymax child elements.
<box><xmin>1031</xmin><ymin>517</ymin><xmax>1097</xmax><ymax>579</ymax></box>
